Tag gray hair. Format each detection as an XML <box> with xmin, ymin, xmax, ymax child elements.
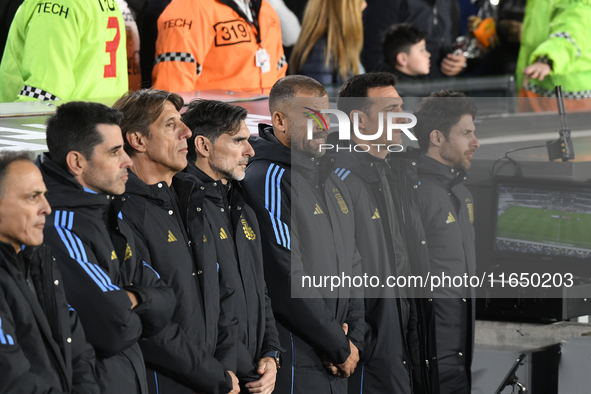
<box><xmin>0</xmin><ymin>151</ymin><xmax>34</xmax><ymax>198</ymax></box>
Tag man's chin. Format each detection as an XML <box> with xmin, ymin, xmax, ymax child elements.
<box><xmin>105</xmin><ymin>183</ymin><xmax>127</xmax><ymax>196</ymax></box>
<box><xmin>233</xmin><ymin>171</ymin><xmax>246</xmax><ymax>182</ymax></box>
<box><xmin>309</xmin><ymin>141</ymin><xmax>328</xmax><ymax>156</ymax></box>
<box><xmin>173</xmin><ymin>157</ymin><xmax>188</xmax><ymax>172</ymax></box>
<box><xmin>29</xmin><ymin>233</ymin><xmax>45</xmax><ymax>247</ymax></box>
<box><xmin>309</xmin><ymin>148</ymin><xmax>326</xmax><ymax>158</ymax></box>
<box><xmin>462</xmin><ymin>158</ymin><xmax>472</xmax><ymax>170</ymax></box>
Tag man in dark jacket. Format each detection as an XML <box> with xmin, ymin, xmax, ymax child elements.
<box><xmin>40</xmin><ymin>101</ymin><xmax>177</xmax><ymax>394</ymax></box>
<box><xmin>181</xmin><ymin>99</ymin><xmax>283</xmax><ymax>394</ymax></box>
<box><xmin>410</xmin><ymin>91</ymin><xmax>480</xmax><ymax>394</ymax></box>
<box><xmin>0</xmin><ymin>151</ymin><xmax>99</xmax><ymax>394</ymax></box>
<box><xmin>113</xmin><ymin>89</ymin><xmax>240</xmax><ymax>394</ymax></box>
<box><xmin>331</xmin><ymin>72</ymin><xmax>437</xmax><ymax>394</ymax></box>
<box><xmin>242</xmin><ymin>75</ymin><xmax>365</xmax><ymax>394</ymax></box>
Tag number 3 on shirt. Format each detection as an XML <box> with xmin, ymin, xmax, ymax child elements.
<box><xmin>104</xmin><ymin>17</ymin><xmax>120</xmax><ymax>78</ymax></box>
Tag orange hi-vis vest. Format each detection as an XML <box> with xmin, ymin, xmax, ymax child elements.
<box><xmin>153</xmin><ymin>0</ymin><xmax>286</xmax><ymax>92</ymax></box>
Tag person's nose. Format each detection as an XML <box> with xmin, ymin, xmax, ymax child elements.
<box><xmin>121</xmin><ymin>151</ymin><xmax>133</xmax><ymax>169</ymax></box>
<box><xmin>179</xmin><ymin>122</ymin><xmax>192</xmax><ymax>140</ymax></box>
<box><xmin>472</xmin><ymin>135</ymin><xmax>480</xmax><ymax>149</ymax></box>
<box><xmin>40</xmin><ymin>194</ymin><xmax>51</xmax><ymax>216</ymax></box>
<box><xmin>245</xmin><ymin>141</ymin><xmax>255</xmax><ymax>157</ymax></box>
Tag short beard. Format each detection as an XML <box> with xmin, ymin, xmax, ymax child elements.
<box><xmin>210</xmin><ymin>160</ymin><xmax>242</xmax><ymax>182</ymax></box>
<box><xmin>210</xmin><ymin>148</ymin><xmax>247</xmax><ymax>182</ymax></box>
<box><xmin>294</xmin><ymin>135</ymin><xmax>326</xmax><ymax>159</ymax></box>
<box><xmin>295</xmin><ymin>142</ymin><xmax>324</xmax><ymax>158</ymax></box>
<box><xmin>442</xmin><ymin>150</ymin><xmax>471</xmax><ymax>171</ymax></box>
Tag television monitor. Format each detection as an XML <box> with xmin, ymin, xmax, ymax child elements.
<box><xmin>492</xmin><ymin>177</ymin><xmax>591</xmax><ymax>265</ymax></box>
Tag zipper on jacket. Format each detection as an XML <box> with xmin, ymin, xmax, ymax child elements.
<box><xmin>44</xmin><ymin>247</ymin><xmax>64</xmax><ymax>352</ymax></box>
<box><xmin>290</xmin><ymin>332</ymin><xmax>295</xmax><ymax>394</ymax></box>
<box><xmin>39</xmin><ymin>246</ymin><xmax>70</xmax><ymax>391</ymax></box>
<box><xmin>391</xmin><ymin>159</ymin><xmax>434</xmax><ymax>391</ymax></box>
<box><xmin>179</xmin><ymin>179</ymin><xmax>194</xmax><ymax>240</ymax></box>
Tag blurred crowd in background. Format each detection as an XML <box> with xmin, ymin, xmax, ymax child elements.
<box><xmin>1</xmin><ymin>0</ymin><xmax>590</xmax><ymax>112</ymax></box>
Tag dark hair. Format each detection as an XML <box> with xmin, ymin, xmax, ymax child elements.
<box><xmin>337</xmin><ymin>72</ymin><xmax>398</xmax><ymax>116</ymax></box>
<box><xmin>46</xmin><ymin>101</ymin><xmax>123</xmax><ymax>170</ymax></box>
<box><xmin>112</xmin><ymin>89</ymin><xmax>184</xmax><ymax>155</ymax></box>
<box><xmin>269</xmin><ymin>75</ymin><xmax>327</xmax><ymax>115</ymax></box>
<box><xmin>0</xmin><ymin>151</ymin><xmax>34</xmax><ymax>198</ymax></box>
<box><xmin>182</xmin><ymin>100</ymin><xmax>248</xmax><ymax>162</ymax></box>
<box><xmin>412</xmin><ymin>91</ymin><xmax>477</xmax><ymax>153</ymax></box>
<box><xmin>382</xmin><ymin>23</ymin><xmax>425</xmax><ymax>67</ymax></box>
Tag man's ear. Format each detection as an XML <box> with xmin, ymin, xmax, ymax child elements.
<box><xmin>65</xmin><ymin>151</ymin><xmax>87</xmax><ymax>176</ymax></box>
<box><xmin>126</xmin><ymin>131</ymin><xmax>147</xmax><ymax>153</ymax></box>
<box><xmin>194</xmin><ymin>135</ymin><xmax>213</xmax><ymax>158</ymax></box>
<box><xmin>349</xmin><ymin>110</ymin><xmax>368</xmax><ymax>132</ymax></box>
<box><xmin>429</xmin><ymin>129</ymin><xmax>444</xmax><ymax>148</ymax></box>
<box><xmin>272</xmin><ymin>111</ymin><xmax>286</xmax><ymax>134</ymax></box>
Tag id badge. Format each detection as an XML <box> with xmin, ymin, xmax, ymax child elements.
<box><xmin>255</xmin><ymin>48</ymin><xmax>271</xmax><ymax>74</ymax></box>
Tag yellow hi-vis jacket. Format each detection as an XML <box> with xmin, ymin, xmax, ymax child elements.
<box><xmin>0</xmin><ymin>0</ymin><xmax>128</xmax><ymax>102</ymax></box>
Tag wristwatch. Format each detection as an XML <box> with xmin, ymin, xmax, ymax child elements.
<box><xmin>261</xmin><ymin>350</ymin><xmax>282</xmax><ymax>370</ymax></box>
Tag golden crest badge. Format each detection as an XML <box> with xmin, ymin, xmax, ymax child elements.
<box><xmin>332</xmin><ymin>188</ymin><xmax>349</xmax><ymax>214</ymax></box>
<box><xmin>241</xmin><ymin>218</ymin><xmax>256</xmax><ymax>240</ymax></box>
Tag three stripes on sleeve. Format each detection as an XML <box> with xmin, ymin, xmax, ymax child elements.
<box><xmin>53</xmin><ymin>210</ymin><xmax>120</xmax><ymax>292</ymax></box>
<box><xmin>264</xmin><ymin>164</ymin><xmax>290</xmax><ymax>250</ymax></box>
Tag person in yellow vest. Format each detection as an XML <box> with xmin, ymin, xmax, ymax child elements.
<box><xmin>0</xmin><ymin>0</ymin><xmax>128</xmax><ymax>102</ymax></box>
<box><xmin>516</xmin><ymin>0</ymin><xmax>591</xmax><ymax>112</ymax></box>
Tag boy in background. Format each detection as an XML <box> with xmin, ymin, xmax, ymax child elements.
<box><xmin>376</xmin><ymin>23</ymin><xmax>431</xmax><ymax>81</ymax></box>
